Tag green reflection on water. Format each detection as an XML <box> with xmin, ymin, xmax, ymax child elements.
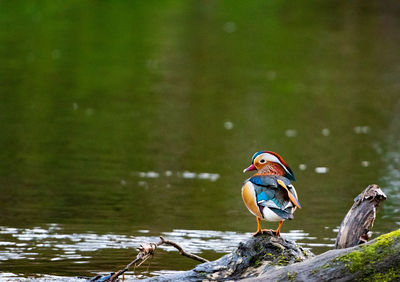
<box><xmin>1</xmin><ymin>0</ymin><xmax>400</xmax><ymax>278</ymax></box>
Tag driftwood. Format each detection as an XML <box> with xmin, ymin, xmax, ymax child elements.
<box><xmin>145</xmin><ymin>229</ymin><xmax>400</xmax><ymax>282</ymax></box>
<box><xmin>91</xmin><ymin>184</ymin><xmax>399</xmax><ymax>281</ymax></box>
<box><xmin>335</xmin><ymin>184</ymin><xmax>387</xmax><ymax>249</ymax></box>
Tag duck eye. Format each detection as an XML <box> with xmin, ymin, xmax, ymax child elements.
<box><xmin>260</xmin><ymin>159</ymin><xmax>265</xmax><ymax>163</ymax></box>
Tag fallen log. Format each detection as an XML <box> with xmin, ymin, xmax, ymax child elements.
<box><xmin>249</xmin><ymin>229</ymin><xmax>400</xmax><ymax>281</ymax></box>
<box><xmin>144</xmin><ymin>230</ymin><xmax>400</xmax><ymax>282</ymax></box>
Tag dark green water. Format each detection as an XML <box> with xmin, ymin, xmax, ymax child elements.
<box><xmin>1</xmin><ymin>0</ymin><xmax>400</xmax><ymax>280</ymax></box>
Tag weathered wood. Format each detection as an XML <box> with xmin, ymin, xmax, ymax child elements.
<box><xmin>335</xmin><ymin>184</ymin><xmax>387</xmax><ymax>249</ymax></box>
<box><xmin>145</xmin><ymin>230</ymin><xmax>400</xmax><ymax>282</ymax></box>
<box><xmin>145</xmin><ymin>231</ymin><xmax>312</xmax><ymax>281</ymax></box>
<box><xmin>249</xmin><ymin>229</ymin><xmax>400</xmax><ymax>282</ymax></box>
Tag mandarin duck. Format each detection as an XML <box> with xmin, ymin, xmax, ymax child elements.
<box><xmin>241</xmin><ymin>151</ymin><xmax>301</xmax><ymax>237</ymax></box>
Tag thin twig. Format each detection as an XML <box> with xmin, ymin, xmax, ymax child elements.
<box><xmin>107</xmin><ymin>236</ymin><xmax>208</xmax><ymax>281</ymax></box>
<box><xmin>160</xmin><ymin>236</ymin><xmax>209</xmax><ymax>263</ymax></box>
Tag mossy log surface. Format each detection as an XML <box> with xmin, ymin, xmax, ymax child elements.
<box><xmin>249</xmin><ymin>229</ymin><xmax>400</xmax><ymax>282</ymax></box>
<box><xmin>144</xmin><ymin>229</ymin><xmax>400</xmax><ymax>282</ymax></box>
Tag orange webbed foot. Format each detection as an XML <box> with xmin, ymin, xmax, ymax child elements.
<box><xmin>252</xmin><ymin>229</ymin><xmax>274</xmax><ymax>237</ymax></box>
<box><xmin>253</xmin><ymin>218</ymin><xmax>279</xmax><ymax>237</ymax></box>
<box><xmin>252</xmin><ymin>230</ymin><xmax>263</xmax><ymax>237</ymax></box>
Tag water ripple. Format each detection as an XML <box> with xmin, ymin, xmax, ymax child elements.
<box><xmin>136</xmin><ymin>171</ymin><xmax>220</xmax><ymax>182</ymax></box>
<box><xmin>0</xmin><ymin>225</ymin><xmax>333</xmax><ymax>265</ymax></box>
<box><xmin>381</xmin><ymin>150</ymin><xmax>400</xmax><ymax>224</ymax></box>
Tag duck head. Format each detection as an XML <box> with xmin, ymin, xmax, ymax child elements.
<box><xmin>243</xmin><ymin>151</ymin><xmax>296</xmax><ymax>181</ymax></box>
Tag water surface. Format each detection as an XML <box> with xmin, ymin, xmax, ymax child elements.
<box><xmin>1</xmin><ymin>0</ymin><xmax>400</xmax><ymax>280</ymax></box>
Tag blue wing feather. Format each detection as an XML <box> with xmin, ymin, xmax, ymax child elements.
<box><xmin>256</xmin><ymin>191</ymin><xmax>268</xmax><ymax>202</ymax></box>
<box><xmin>250</xmin><ymin>175</ymin><xmax>277</xmax><ymax>187</ymax></box>
<box><xmin>247</xmin><ymin>175</ymin><xmax>298</xmax><ymax>220</ymax></box>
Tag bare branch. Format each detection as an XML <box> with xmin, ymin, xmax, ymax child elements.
<box><xmin>160</xmin><ymin>236</ymin><xmax>209</xmax><ymax>263</ymax></box>
<box><xmin>104</xmin><ymin>236</ymin><xmax>208</xmax><ymax>281</ymax></box>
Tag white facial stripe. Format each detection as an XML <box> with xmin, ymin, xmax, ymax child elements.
<box><xmin>259</xmin><ymin>153</ymin><xmax>291</xmax><ymax>174</ymax></box>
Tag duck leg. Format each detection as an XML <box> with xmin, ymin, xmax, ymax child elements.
<box><xmin>252</xmin><ymin>217</ymin><xmax>263</xmax><ymax>236</ymax></box>
<box><xmin>252</xmin><ymin>217</ymin><xmax>275</xmax><ymax>236</ymax></box>
<box><xmin>272</xmin><ymin>221</ymin><xmax>283</xmax><ymax>237</ymax></box>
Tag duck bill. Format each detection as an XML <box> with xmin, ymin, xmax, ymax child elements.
<box><xmin>243</xmin><ymin>164</ymin><xmax>256</xmax><ymax>173</ymax></box>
